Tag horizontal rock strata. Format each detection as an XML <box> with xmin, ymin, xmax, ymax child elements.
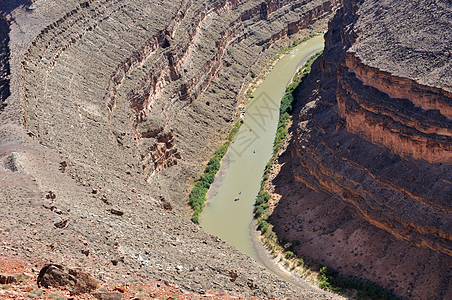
<box><xmin>270</xmin><ymin>0</ymin><xmax>451</xmax><ymax>299</ymax></box>
<box><xmin>20</xmin><ymin>0</ymin><xmax>339</xmax><ymax>196</ymax></box>
<box><xmin>0</xmin><ymin>0</ymin><xmax>341</xmax><ymax>298</ymax></box>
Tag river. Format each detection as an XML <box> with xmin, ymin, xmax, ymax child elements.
<box><xmin>200</xmin><ymin>35</ymin><xmax>324</xmax><ymax>271</ymax></box>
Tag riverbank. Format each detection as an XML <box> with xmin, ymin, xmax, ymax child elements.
<box><xmin>251</xmin><ymin>50</ymin><xmax>328</xmax><ymax>287</ymax></box>
<box><xmin>253</xmin><ymin>50</ymin><xmax>401</xmax><ymax>300</ymax></box>
<box><xmin>188</xmin><ymin>121</ymin><xmax>242</xmax><ymax>224</ymax></box>
<box><xmin>188</xmin><ymin>27</ymin><xmax>327</xmax><ymax>222</ymax></box>
<box><xmin>198</xmin><ymin>34</ymin><xmax>338</xmax><ymax>295</ymax></box>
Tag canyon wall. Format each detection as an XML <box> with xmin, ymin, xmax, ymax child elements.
<box><xmin>0</xmin><ymin>17</ymin><xmax>9</xmax><ymax>112</ymax></box>
<box><xmin>0</xmin><ymin>0</ymin><xmax>341</xmax><ymax>298</ymax></box>
<box><xmin>270</xmin><ymin>0</ymin><xmax>451</xmax><ymax>299</ymax></box>
<box><xmin>19</xmin><ymin>0</ymin><xmax>340</xmax><ymax>207</ymax></box>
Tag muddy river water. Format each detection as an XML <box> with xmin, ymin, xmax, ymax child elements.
<box><xmin>200</xmin><ymin>36</ymin><xmax>324</xmax><ymax>269</ymax></box>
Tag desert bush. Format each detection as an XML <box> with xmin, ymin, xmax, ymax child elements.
<box><xmin>189</xmin><ymin>121</ymin><xmax>242</xmax><ymax>223</ymax></box>
<box><xmin>317</xmin><ymin>265</ymin><xmax>399</xmax><ymax>299</ymax></box>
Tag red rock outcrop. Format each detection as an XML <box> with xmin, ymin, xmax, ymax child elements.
<box><xmin>269</xmin><ymin>0</ymin><xmax>451</xmax><ymax>299</ymax></box>
<box><xmin>339</xmin><ymin>53</ymin><xmax>452</xmax><ymax>163</ymax></box>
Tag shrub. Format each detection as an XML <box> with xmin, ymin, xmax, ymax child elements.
<box><xmin>257</xmin><ymin>219</ymin><xmax>269</xmax><ymax>233</ymax></box>
<box><xmin>200</xmin><ymin>173</ymin><xmax>215</xmax><ymax>186</ymax></box>
<box><xmin>190</xmin><ymin>215</ymin><xmax>199</xmax><ymax>224</ymax></box>
<box><xmin>189</xmin><ymin>121</ymin><xmax>242</xmax><ymax>223</ymax></box>
<box><xmin>297</xmin><ymin>258</ymin><xmax>304</xmax><ymax>266</ymax></box>
<box><xmin>254</xmin><ymin>206</ymin><xmax>265</xmax><ymax>218</ymax></box>
<box><xmin>255</xmin><ymin>191</ymin><xmax>270</xmax><ymax>205</ymax></box>
<box><xmin>285</xmin><ymin>251</ymin><xmax>296</xmax><ymax>259</ymax></box>
<box><xmin>317</xmin><ymin>265</ymin><xmax>399</xmax><ymax>299</ymax></box>
<box><xmin>318</xmin><ymin>266</ymin><xmax>333</xmax><ymax>290</ymax></box>
<box><xmin>205</xmin><ymin>161</ymin><xmax>220</xmax><ymax>173</ymax></box>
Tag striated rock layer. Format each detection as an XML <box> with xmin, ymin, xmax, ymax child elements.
<box><xmin>0</xmin><ymin>0</ymin><xmax>342</xmax><ymax>298</ymax></box>
<box><xmin>270</xmin><ymin>0</ymin><xmax>451</xmax><ymax>299</ymax></box>
<box><xmin>18</xmin><ymin>0</ymin><xmax>340</xmax><ymax>205</ymax></box>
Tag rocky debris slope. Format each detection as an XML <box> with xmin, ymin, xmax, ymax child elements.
<box><xmin>0</xmin><ymin>258</ymin><xmax>267</xmax><ymax>299</ymax></box>
<box><xmin>269</xmin><ymin>0</ymin><xmax>451</xmax><ymax>299</ymax></box>
<box><xmin>0</xmin><ymin>0</ymin><xmax>342</xmax><ymax>299</ymax></box>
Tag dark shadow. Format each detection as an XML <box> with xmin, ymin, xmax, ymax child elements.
<box><xmin>266</xmin><ymin>51</ymin><xmax>451</xmax><ymax>300</ymax></box>
<box><xmin>0</xmin><ymin>0</ymin><xmax>31</xmax><ymax>16</ymax></box>
<box><xmin>0</xmin><ymin>0</ymin><xmax>32</xmax><ymax>107</ymax></box>
<box><xmin>267</xmin><ymin>58</ymin><xmax>403</xmax><ymax>299</ymax></box>
<box><xmin>0</xmin><ymin>17</ymin><xmax>10</xmax><ymax>108</ymax></box>
<box><xmin>0</xmin><ymin>1</ymin><xmax>32</xmax><ymax>110</ymax></box>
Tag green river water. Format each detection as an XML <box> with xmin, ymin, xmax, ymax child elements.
<box><xmin>200</xmin><ymin>35</ymin><xmax>324</xmax><ymax>267</ymax></box>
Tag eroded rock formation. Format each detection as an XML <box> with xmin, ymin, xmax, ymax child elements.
<box><xmin>18</xmin><ymin>0</ymin><xmax>340</xmax><ymax>196</ymax></box>
<box><xmin>0</xmin><ymin>0</ymin><xmax>341</xmax><ymax>298</ymax></box>
<box><xmin>270</xmin><ymin>0</ymin><xmax>451</xmax><ymax>299</ymax></box>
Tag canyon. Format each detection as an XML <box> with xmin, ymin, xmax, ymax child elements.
<box><xmin>0</xmin><ymin>0</ymin><xmax>341</xmax><ymax>299</ymax></box>
<box><xmin>0</xmin><ymin>0</ymin><xmax>450</xmax><ymax>299</ymax></box>
<box><xmin>268</xmin><ymin>0</ymin><xmax>451</xmax><ymax>299</ymax></box>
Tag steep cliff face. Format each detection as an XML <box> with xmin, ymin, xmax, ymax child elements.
<box><xmin>326</xmin><ymin>0</ymin><xmax>451</xmax><ymax>164</ymax></box>
<box><xmin>269</xmin><ymin>0</ymin><xmax>451</xmax><ymax>299</ymax></box>
<box><xmin>0</xmin><ymin>17</ymin><xmax>9</xmax><ymax>112</ymax></box>
<box><xmin>341</xmin><ymin>54</ymin><xmax>451</xmax><ymax>163</ymax></box>
<box><xmin>0</xmin><ymin>0</ymin><xmax>341</xmax><ymax>298</ymax></box>
<box><xmin>20</xmin><ymin>0</ymin><xmax>339</xmax><ymax>202</ymax></box>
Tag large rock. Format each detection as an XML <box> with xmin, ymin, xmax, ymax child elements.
<box><xmin>37</xmin><ymin>264</ymin><xmax>98</xmax><ymax>294</ymax></box>
<box><xmin>0</xmin><ymin>274</ymin><xmax>16</xmax><ymax>284</ymax></box>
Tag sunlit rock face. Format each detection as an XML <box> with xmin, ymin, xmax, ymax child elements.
<box><xmin>18</xmin><ymin>0</ymin><xmax>339</xmax><ymax>198</ymax></box>
<box><xmin>271</xmin><ymin>0</ymin><xmax>451</xmax><ymax>299</ymax></box>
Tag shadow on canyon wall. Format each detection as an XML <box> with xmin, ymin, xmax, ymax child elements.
<box><xmin>0</xmin><ymin>0</ymin><xmax>31</xmax><ymax>15</ymax></box>
<box><xmin>0</xmin><ymin>17</ymin><xmax>10</xmax><ymax>109</ymax></box>
<box><xmin>269</xmin><ymin>52</ymin><xmax>452</xmax><ymax>300</ymax></box>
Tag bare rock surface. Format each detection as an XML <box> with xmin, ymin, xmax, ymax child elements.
<box><xmin>269</xmin><ymin>0</ymin><xmax>451</xmax><ymax>299</ymax></box>
<box><xmin>92</xmin><ymin>291</ymin><xmax>123</xmax><ymax>300</ymax></box>
<box><xmin>350</xmin><ymin>0</ymin><xmax>451</xmax><ymax>92</ymax></box>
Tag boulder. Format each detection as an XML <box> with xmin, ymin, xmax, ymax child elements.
<box><xmin>37</xmin><ymin>264</ymin><xmax>98</xmax><ymax>294</ymax></box>
<box><xmin>0</xmin><ymin>274</ymin><xmax>16</xmax><ymax>284</ymax></box>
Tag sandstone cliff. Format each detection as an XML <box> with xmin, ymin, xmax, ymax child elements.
<box><xmin>269</xmin><ymin>0</ymin><xmax>451</xmax><ymax>299</ymax></box>
<box><xmin>0</xmin><ymin>0</ymin><xmax>342</xmax><ymax>298</ymax></box>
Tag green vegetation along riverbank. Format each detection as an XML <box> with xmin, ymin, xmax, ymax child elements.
<box><xmin>253</xmin><ymin>51</ymin><xmax>399</xmax><ymax>300</ymax></box>
<box><xmin>189</xmin><ymin>121</ymin><xmax>242</xmax><ymax>224</ymax></box>
<box><xmin>254</xmin><ymin>49</ymin><xmax>323</xmax><ymax>250</ymax></box>
<box><xmin>188</xmin><ymin>33</ymin><xmax>324</xmax><ymax>225</ymax></box>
